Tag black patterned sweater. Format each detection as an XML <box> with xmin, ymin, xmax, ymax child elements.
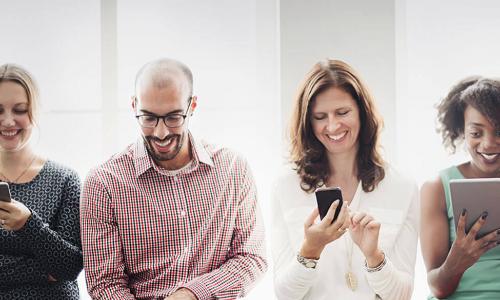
<box><xmin>0</xmin><ymin>160</ymin><xmax>83</xmax><ymax>300</ymax></box>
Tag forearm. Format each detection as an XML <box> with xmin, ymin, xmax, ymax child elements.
<box><xmin>365</xmin><ymin>257</ymin><xmax>414</xmax><ymax>300</ymax></box>
<box><xmin>181</xmin><ymin>253</ymin><xmax>267</xmax><ymax>300</ymax></box>
<box><xmin>17</xmin><ymin>211</ymin><xmax>83</xmax><ymax>280</ymax></box>
<box><xmin>0</xmin><ymin>254</ymin><xmax>50</xmax><ymax>286</ymax></box>
<box><xmin>274</xmin><ymin>257</ymin><xmax>317</xmax><ymax>300</ymax></box>
<box><xmin>427</xmin><ymin>261</ymin><xmax>463</xmax><ymax>299</ymax></box>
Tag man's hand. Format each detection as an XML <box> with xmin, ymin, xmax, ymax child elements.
<box><xmin>165</xmin><ymin>288</ymin><xmax>198</xmax><ymax>300</ymax></box>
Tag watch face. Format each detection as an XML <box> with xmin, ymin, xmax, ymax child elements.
<box><xmin>305</xmin><ymin>261</ymin><xmax>316</xmax><ymax>268</ymax></box>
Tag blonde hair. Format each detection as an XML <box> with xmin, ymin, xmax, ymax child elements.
<box><xmin>0</xmin><ymin>64</ymin><xmax>39</xmax><ymax>124</ymax></box>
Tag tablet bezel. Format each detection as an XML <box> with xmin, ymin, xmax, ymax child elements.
<box><xmin>450</xmin><ymin>178</ymin><xmax>500</xmax><ymax>239</ymax></box>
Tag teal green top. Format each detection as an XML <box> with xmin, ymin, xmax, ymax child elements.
<box><xmin>428</xmin><ymin>166</ymin><xmax>500</xmax><ymax>300</ymax></box>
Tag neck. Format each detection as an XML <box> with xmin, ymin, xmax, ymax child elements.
<box><xmin>326</xmin><ymin>149</ymin><xmax>358</xmax><ymax>183</ymax></box>
<box><xmin>0</xmin><ymin>146</ymin><xmax>35</xmax><ymax>170</ymax></box>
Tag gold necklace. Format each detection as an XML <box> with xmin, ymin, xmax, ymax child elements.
<box><xmin>344</xmin><ymin>234</ymin><xmax>358</xmax><ymax>291</ymax></box>
<box><xmin>0</xmin><ymin>155</ymin><xmax>37</xmax><ymax>184</ymax></box>
<box><xmin>344</xmin><ymin>182</ymin><xmax>361</xmax><ymax>291</ymax></box>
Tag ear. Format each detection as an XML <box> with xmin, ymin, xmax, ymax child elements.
<box><xmin>190</xmin><ymin>96</ymin><xmax>198</xmax><ymax>115</ymax></box>
<box><xmin>131</xmin><ymin>96</ymin><xmax>137</xmax><ymax>112</ymax></box>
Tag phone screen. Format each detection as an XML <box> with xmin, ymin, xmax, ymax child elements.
<box><xmin>0</xmin><ymin>182</ymin><xmax>12</xmax><ymax>202</ymax></box>
<box><xmin>315</xmin><ymin>187</ymin><xmax>343</xmax><ymax>223</ymax></box>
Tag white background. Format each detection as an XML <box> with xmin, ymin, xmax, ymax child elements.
<box><xmin>1</xmin><ymin>0</ymin><xmax>500</xmax><ymax>299</ymax></box>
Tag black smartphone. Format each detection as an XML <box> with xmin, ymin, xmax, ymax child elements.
<box><xmin>315</xmin><ymin>187</ymin><xmax>343</xmax><ymax>223</ymax></box>
<box><xmin>0</xmin><ymin>182</ymin><xmax>12</xmax><ymax>202</ymax></box>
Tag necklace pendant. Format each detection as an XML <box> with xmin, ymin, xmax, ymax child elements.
<box><xmin>345</xmin><ymin>271</ymin><xmax>358</xmax><ymax>291</ymax></box>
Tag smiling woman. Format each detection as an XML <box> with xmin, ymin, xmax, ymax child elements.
<box><xmin>271</xmin><ymin>59</ymin><xmax>419</xmax><ymax>300</ymax></box>
<box><xmin>420</xmin><ymin>77</ymin><xmax>500</xmax><ymax>300</ymax></box>
<box><xmin>0</xmin><ymin>64</ymin><xmax>83</xmax><ymax>299</ymax></box>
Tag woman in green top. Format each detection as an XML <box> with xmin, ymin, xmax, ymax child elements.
<box><xmin>421</xmin><ymin>77</ymin><xmax>500</xmax><ymax>299</ymax></box>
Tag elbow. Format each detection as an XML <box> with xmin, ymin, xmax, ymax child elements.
<box><xmin>50</xmin><ymin>252</ymin><xmax>84</xmax><ymax>281</ymax></box>
<box><xmin>430</xmin><ymin>287</ymin><xmax>454</xmax><ymax>299</ymax></box>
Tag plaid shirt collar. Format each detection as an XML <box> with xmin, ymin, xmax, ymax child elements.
<box><xmin>133</xmin><ymin>131</ymin><xmax>214</xmax><ymax>177</ymax></box>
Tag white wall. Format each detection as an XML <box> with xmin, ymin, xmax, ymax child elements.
<box><xmin>2</xmin><ymin>0</ymin><xmax>500</xmax><ymax>299</ymax></box>
<box><xmin>280</xmin><ymin>0</ymin><xmax>397</xmax><ymax>160</ymax></box>
<box><xmin>397</xmin><ymin>1</ymin><xmax>500</xmax><ymax>299</ymax></box>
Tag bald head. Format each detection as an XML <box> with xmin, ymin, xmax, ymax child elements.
<box><xmin>134</xmin><ymin>58</ymin><xmax>193</xmax><ymax>101</ymax></box>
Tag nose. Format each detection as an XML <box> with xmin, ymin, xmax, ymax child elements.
<box><xmin>0</xmin><ymin>112</ymin><xmax>16</xmax><ymax>127</ymax></box>
<box><xmin>326</xmin><ymin>115</ymin><xmax>341</xmax><ymax>132</ymax></box>
<box><xmin>482</xmin><ymin>133</ymin><xmax>500</xmax><ymax>150</ymax></box>
<box><xmin>153</xmin><ymin>118</ymin><xmax>171</xmax><ymax>140</ymax></box>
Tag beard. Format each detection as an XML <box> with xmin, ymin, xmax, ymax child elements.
<box><xmin>143</xmin><ymin>131</ymin><xmax>186</xmax><ymax>162</ymax></box>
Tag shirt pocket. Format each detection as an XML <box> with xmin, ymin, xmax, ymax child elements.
<box><xmin>367</xmin><ymin>207</ymin><xmax>404</xmax><ymax>249</ymax></box>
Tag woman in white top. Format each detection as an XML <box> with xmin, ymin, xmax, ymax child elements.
<box><xmin>272</xmin><ymin>59</ymin><xmax>419</xmax><ymax>300</ymax></box>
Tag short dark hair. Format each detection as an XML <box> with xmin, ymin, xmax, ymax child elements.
<box><xmin>437</xmin><ymin>77</ymin><xmax>500</xmax><ymax>153</ymax></box>
<box><xmin>289</xmin><ymin>59</ymin><xmax>385</xmax><ymax>193</ymax></box>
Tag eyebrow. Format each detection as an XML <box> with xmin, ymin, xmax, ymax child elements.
<box><xmin>138</xmin><ymin>109</ymin><xmax>184</xmax><ymax>116</ymax></box>
<box><xmin>0</xmin><ymin>103</ymin><xmax>28</xmax><ymax>108</ymax></box>
<box><xmin>467</xmin><ymin>122</ymin><xmax>485</xmax><ymax>128</ymax></box>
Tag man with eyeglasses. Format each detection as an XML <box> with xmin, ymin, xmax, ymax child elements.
<box><xmin>80</xmin><ymin>58</ymin><xmax>267</xmax><ymax>300</ymax></box>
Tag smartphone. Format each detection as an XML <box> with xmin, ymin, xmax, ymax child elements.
<box><xmin>0</xmin><ymin>182</ymin><xmax>12</xmax><ymax>202</ymax></box>
<box><xmin>315</xmin><ymin>186</ymin><xmax>343</xmax><ymax>223</ymax></box>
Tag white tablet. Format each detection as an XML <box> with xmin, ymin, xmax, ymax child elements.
<box><xmin>450</xmin><ymin>178</ymin><xmax>500</xmax><ymax>238</ymax></box>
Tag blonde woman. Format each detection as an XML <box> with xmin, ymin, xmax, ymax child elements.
<box><xmin>0</xmin><ymin>64</ymin><xmax>82</xmax><ymax>299</ymax></box>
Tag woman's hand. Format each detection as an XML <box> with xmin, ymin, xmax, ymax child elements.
<box><xmin>300</xmin><ymin>200</ymin><xmax>350</xmax><ymax>258</ymax></box>
<box><xmin>0</xmin><ymin>199</ymin><xmax>32</xmax><ymax>231</ymax></box>
<box><xmin>349</xmin><ymin>212</ymin><xmax>384</xmax><ymax>267</ymax></box>
<box><xmin>444</xmin><ymin>210</ymin><xmax>499</xmax><ymax>275</ymax></box>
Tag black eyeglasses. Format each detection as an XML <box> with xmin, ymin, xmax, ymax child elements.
<box><xmin>135</xmin><ymin>97</ymin><xmax>192</xmax><ymax>128</ymax></box>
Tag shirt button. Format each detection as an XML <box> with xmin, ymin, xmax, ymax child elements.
<box><xmin>173</xmin><ymin>176</ymin><xmax>179</xmax><ymax>182</ymax></box>
<box><xmin>184</xmin><ymin>246</ymin><xmax>189</xmax><ymax>253</ymax></box>
<box><xmin>180</xmin><ymin>210</ymin><xmax>186</xmax><ymax>217</ymax></box>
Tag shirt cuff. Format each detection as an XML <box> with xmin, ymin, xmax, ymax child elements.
<box><xmin>180</xmin><ymin>279</ymin><xmax>213</xmax><ymax>300</ymax></box>
<box><xmin>16</xmin><ymin>209</ymin><xmax>49</xmax><ymax>237</ymax></box>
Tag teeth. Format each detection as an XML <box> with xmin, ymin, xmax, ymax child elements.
<box><xmin>481</xmin><ymin>153</ymin><xmax>499</xmax><ymax>161</ymax></box>
<box><xmin>327</xmin><ymin>131</ymin><xmax>347</xmax><ymax>141</ymax></box>
<box><xmin>155</xmin><ymin>138</ymin><xmax>173</xmax><ymax>147</ymax></box>
<box><xmin>1</xmin><ymin>130</ymin><xmax>18</xmax><ymax>136</ymax></box>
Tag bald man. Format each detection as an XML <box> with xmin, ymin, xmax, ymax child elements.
<box><xmin>80</xmin><ymin>58</ymin><xmax>267</xmax><ymax>300</ymax></box>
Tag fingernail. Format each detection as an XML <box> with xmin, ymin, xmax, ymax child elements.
<box><xmin>461</xmin><ymin>209</ymin><xmax>466</xmax><ymax>216</ymax></box>
<box><xmin>482</xmin><ymin>211</ymin><xmax>489</xmax><ymax>219</ymax></box>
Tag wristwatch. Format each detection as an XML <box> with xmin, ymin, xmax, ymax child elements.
<box><xmin>296</xmin><ymin>253</ymin><xmax>318</xmax><ymax>269</ymax></box>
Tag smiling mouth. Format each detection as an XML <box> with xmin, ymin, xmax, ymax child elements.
<box><xmin>478</xmin><ymin>152</ymin><xmax>499</xmax><ymax>161</ymax></box>
<box><xmin>154</xmin><ymin>137</ymin><xmax>175</xmax><ymax>147</ymax></box>
<box><xmin>327</xmin><ymin>131</ymin><xmax>347</xmax><ymax>141</ymax></box>
<box><xmin>0</xmin><ymin>129</ymin><xmax>20</xmax><ymax>137</ymax></box>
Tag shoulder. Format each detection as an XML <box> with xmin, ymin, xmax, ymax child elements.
<box><xmin>84</xmin><ymin>143</ymin><xmax>135</xmax><ymax>183</ymax></box>
<box><xmin>421</xmin><ymin>174</ymin><xmax>446</xmax><ymax>212</ymax></box>
<box><xmin>373</xmin><ymin>164</ymin><xmax>418</xmax><ymax>201</ymax></box>
<box><xmin>200</xmin><ymin>139</ymin><xmax>249</xmax><ymax>170</ymax></box>
<box><xmin>274</xmin><ymin>165</ymin><xmax>302</xmax><ymax>191</ymax></box>
<box><xmin>43</xmin><ymin>160</ymin><xmax>80</xmax><ymax>182</ymax></box>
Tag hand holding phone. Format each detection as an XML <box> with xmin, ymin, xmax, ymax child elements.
<box><xmin>315</xmin><ymin>187</ymin><xmax>343</xmax><ymax>223</ymax></box>
<box><xmin>0</xmin><ymin>182</ymin><xmax>12</xmax><ymax>202</ymax></box>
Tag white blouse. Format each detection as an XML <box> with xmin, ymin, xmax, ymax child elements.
<box><xmin>271</xmin><ymin>165</ymin><xmax>419</xmax><ymax>300</ymax></box>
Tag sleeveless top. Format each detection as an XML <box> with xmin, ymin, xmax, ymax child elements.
<box><xmin>428</xmin><ymin>166</ymin><xmax>500</xmax><ymax>300</ymax></box>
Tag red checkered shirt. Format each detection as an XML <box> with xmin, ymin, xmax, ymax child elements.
<box><xmin>80</xmin><ymin>133</ymin><xmax>267</xmax><ymax>300</ymax></box>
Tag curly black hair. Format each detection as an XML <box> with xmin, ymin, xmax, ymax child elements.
<box><xmin>437</xmin><ymin>77</ymin><xmax>500</xmax><ymax>153</ymax></box>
